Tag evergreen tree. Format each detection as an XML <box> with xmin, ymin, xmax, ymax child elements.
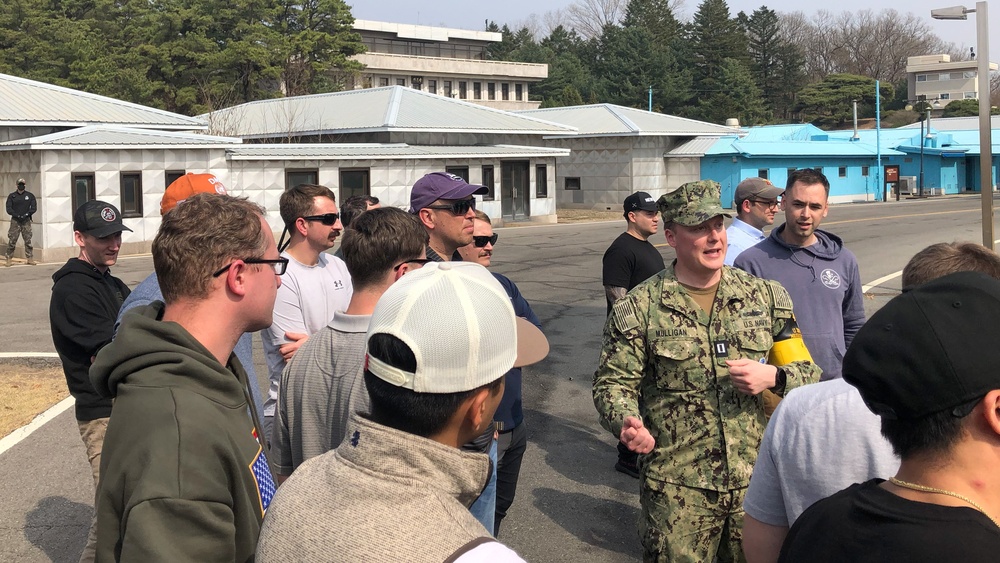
<box><xmin>698</xmin><ymin>58</ymin><xmax>771</xmax><ymax>125</ymax></box>
<box><xmin>688</xmin><ymin>0</ymin><xmax>748</xmax><ymax>119</ymax></box>
<box><xmin>622</xmin><ymin>0</ymin><xmax>680</xmax><ymax>49</ymax></box>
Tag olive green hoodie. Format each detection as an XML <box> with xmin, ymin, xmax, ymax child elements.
<box><xmin>90</xmin><ymin>302</ymin><xmax>274</xmax><ymax>563</ymax></box>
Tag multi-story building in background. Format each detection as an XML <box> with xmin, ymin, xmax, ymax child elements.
<box><xmin>906</xmin><ymin>54</ymin><xmax>998</xmax><ymax>107</ymax></box>
<box><xmin>351</xmin><ymin>20</ymin><xmax>547</xmax><ymax>111</ymax></box>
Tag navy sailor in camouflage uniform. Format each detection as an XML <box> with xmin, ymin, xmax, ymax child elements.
<box><xmin>593</xmin><ymin>180</ymin><xmax>822</xmax><ymax>562</ymax></box>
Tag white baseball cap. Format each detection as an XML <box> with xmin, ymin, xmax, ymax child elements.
<box><xmin>366</xmin><ymin>261</ymin><xmax>549</xmax><ymax>393</ymax></box>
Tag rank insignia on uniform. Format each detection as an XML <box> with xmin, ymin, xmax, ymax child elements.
<box><xmin>714</xmin><ymin>341</ymin><xmax>729</xmax><ymax>357</ymax></box>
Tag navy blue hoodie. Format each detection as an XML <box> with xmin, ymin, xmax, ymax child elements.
<box><xmin>734</xmin><ymin>225</ymin><xmax>865</xmax><ymax>380</ymax></box>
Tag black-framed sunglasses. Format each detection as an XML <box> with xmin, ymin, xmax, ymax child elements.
<box><xmin>302</xmin><ymin>213</ymin><xmax>340</xmax><ymax>226</ymax></box>
<box><xmin>425</xmin><ymin>198</ymin><xmax>476</xmax><ymax>215</ymax></box>
<box><xmin>392</xmin><ymin>258</ymin><xmax>433</xmax><ymax>271</ymax></box>
<box><xmin>473</xmin><ymin>234</ymin><xmax>498</xmax><ymax>248</ymax></box>
<box><xmin>212</xmin><ymin>257</ymin><xmax>289</xmax><ymax>277</ymax></box>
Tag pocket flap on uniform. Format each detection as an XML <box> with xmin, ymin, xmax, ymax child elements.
<box><xmin>652</xmin><ymin>338</ymin><xmax>698</xmax><ymax>360</ymax></box>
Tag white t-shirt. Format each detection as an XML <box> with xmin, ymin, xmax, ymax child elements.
<box><xmin>261</xmin><ymin>251</ymin><xmax>352</xmax><ymax>417</ymax></box>
<box><xmin>743</xmin><ymin>378</ymin><xmax>899</xmax><ymax>526</ymax></box>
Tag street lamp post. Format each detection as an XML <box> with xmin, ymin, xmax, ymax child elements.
<box><xmin>933</xmin><ymin>2</ymin><xmax>994</xmax><ymax>249</ymax></box>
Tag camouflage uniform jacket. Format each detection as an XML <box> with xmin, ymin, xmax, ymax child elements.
<box><xmin>594</xmin><ymin>263</ymin><xmax>822</xmax><ymax>491</ymax></box>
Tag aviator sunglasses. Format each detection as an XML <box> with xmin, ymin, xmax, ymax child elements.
<box><xmin>473</xmin><ymin>234</ymin><xmax>498</xmax><ymax>248</ymax></box>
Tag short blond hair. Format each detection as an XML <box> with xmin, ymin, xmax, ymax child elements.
<box><xmin>902</xmin><ymin>242</ymin><xmax>1000</xmax><ymax>290</ymax></box>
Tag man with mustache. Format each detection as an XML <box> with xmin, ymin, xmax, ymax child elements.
<box><xmin>261</xmin><ymin>184</ymin><xmax>352</xmax><ymax>436</ymax></box>
<box><xmin>735</xmin><ymin>168</ymin><xmax>865</xmax><ymax>381</ymax></box>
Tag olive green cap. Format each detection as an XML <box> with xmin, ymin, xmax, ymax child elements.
<box><xmin>657</xmin><ymin>180</ymin><xmax>731</xmax><ymax>226</ymax></box>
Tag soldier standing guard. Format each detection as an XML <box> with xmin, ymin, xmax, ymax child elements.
<box><xmin>593</xmin><ymin>180</ymin><xmax>822</xmax><ymax>562</ymax></box>
<box><xmin>6</xmin><ymin>178</ymin><xmax>37</xmax><ymax>266</ymax></box>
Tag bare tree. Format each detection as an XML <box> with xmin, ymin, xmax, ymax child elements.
<box><xmin>565</xmin><ymin>0</ymin><xmax>628</xmax><ymax>38</ymax></box>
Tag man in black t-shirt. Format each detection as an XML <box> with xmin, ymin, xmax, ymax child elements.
<box><xmin>778</xmin><ymin>272</ymin><xmax>1000</xmax><ymax>562</ymax></box>
<box><xmin>600</xmin><ymin>191</ymin><xmax>665</xmax><ymax>478</ymax></box>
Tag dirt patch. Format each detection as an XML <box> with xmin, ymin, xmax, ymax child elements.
<box><xmin>0</xmin><ymin>358</ymin><xmax>68</xmax><ymax>438</ymax></box>
<box><xmin>557</xmin><ymin>209</ymin><xmax>623</xmax><ymax>223</ymax></box>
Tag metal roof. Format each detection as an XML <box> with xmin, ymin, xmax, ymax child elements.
<box><xmin>200</xmin><ymin>86</ymin><xmax>575</xmax><ymax>139</ymax></box>
<box><xmin>226</xmin><ymin>143</ymin><xmax>570</xmax><ymax>160</ymax></box>
<box><xmin>353</xmin><ymin>19</ymin><xmax>500</xmax><ymax>42</ymax></box>
<box><xmin>730</xmin><ymin>141</ymin><xmax>904</xmax><ymax>157</ymax></box>
<box><xmin>0</xmin><ymin>72</ymin><xmax>206</xmax><ymax>129</ymax></box>
<box><xmin>899</xmin><ymin>115</ymin><xmax>1000</xmax><ymax>131</ymax></box>
<box><xmin>738</xmin><ymin>124</ymin><xmax>827</xmax><ymax>142</ymax></box>
<box><xmin>516</xmin><ymin>104</ymin><xmax>737</xmax><ymax>137</ymax></box>
<box><xmin>0</xmin><ymin>125</ymin><xmax>239</xmax><ymax>150</ymax></box>
<box><xmin>666</xmin><ymin>136</ymin><xmax>725</xmax><ymax>157</ymax></box>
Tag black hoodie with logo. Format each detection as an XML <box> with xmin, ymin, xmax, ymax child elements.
<box><xmin>49</xmin><ymin>257</ymin><xmax>130</xmax><ymax>421</ymax></box>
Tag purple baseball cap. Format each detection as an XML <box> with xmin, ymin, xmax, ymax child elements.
<box><xmin>409</xmin><ymin>172</ymin><xmax>488</xmax><ymax>213</ymax></box>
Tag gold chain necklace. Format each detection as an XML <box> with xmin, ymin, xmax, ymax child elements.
<box><xmin>888</xmin><ymin>477</ymin><xmax>1000</xmax><ymax>528</ymax></box>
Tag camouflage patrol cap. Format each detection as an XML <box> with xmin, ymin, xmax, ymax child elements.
<box><xmin>657</xmin><ymin>180</ymin><xmax>731</xmax><ymax>226</ymax></box>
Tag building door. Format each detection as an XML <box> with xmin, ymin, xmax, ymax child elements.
<box><xmin>501</xmin><ymin>161</ymin><xmax>530</xmax><ymax>220</ymax></box>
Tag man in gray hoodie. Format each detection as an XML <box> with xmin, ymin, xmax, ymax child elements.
<box><xmin>734</xmin><ymin>168</ymin><xmax>865</xmax><ymax>381</ymax></box>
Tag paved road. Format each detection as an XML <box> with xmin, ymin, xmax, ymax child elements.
<box><xmin>0</xmin><ymin>194</ymin><xmax>996</xmax><ymax>562</ymax></box>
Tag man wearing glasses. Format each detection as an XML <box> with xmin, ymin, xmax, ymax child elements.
<box><xmin>90</xmin><ymin>194</ymin><xmax>280</xmax><ymax>561</ymax></box>
<box><xmin>272</xmin><ymin>207</ymin><xmax>429</xmax><ymax>481</ymax></box>
<box><xmin>724</xmin><ymin>177</ymin><xmax>783</xmax><ymax>266</ymax></box>
<box><xmin>262</xmin><ymin>184</ymin><xmax>353</xmax><ymax>437</ymax></box>
<box><xmin>410</xmin><ymin>172</ymin><xmax>487</xmax><ymax>262</ymax></box>
<box><xmin>735</xmin><ymin>168</ymin><xmax>865</xmax><ymax>381</ymax></box>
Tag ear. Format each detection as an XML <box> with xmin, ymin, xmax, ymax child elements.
<box><xmin>740</xmin><ymin>199</ymin><xmax>752</xmax><ymax>214</ymax></box>
<box><xmin>294</xmin><ymin>216</ymin><xmax>309</xmax><ymax>237</ymax></box>
<box><xmin>73</xmin><ymin>230</ymin><xmax>85</xmax><ymax>247</ymax></box>
<box><xmin>980</xmin><ymin>390</ymin><xmax>1000</xmax><ymax>438</ymax></box>
<box><xmin>224</xmin><ymin>261</ymin><xmax>251</xmax><ymax>297</ymax></box>
<box><xmin>418</xmin><ymin>208</ymin><xmax>436</xmax><ymax>230</ymax></box>
<box><xmin>664</xmin><ymin>225</ymin><xmax>677</xmax><ymax>249</ymax></box>
<box><xmin>465</xmin><ymin>387</ymin><xmax>492</xmax><ymax>434</ymax></box>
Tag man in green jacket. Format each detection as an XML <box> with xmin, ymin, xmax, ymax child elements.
<box><xmin>90</xmin><ymin>194</ymin><xmax>281</xmax><ymax>562</ymax></box>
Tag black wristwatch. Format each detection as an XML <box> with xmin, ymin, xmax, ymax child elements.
<box><xmin>772</xmin><ymin>366</ymin><xmax>787</xmax><ymax>393</ymax></box>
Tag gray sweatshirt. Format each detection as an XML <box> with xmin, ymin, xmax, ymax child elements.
<box><xmin>734</xmin><ymin>225</ymin><xmax>865</xmax><ymax>380</ymax></box>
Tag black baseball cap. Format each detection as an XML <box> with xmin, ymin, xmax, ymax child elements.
<box><xmin>844</xmin><ymin>271</ymin><xmax>1000</xmax><ymax>420</ymax></box>
<box><xmin>623</xmin><ymin>191</ymin><xmax>658</xmax><ymax>216</ymax></box>
<box><xmin>73</xmin><ymin>200</ymin><xmax>132</xmax><ymax>238</ymax></box>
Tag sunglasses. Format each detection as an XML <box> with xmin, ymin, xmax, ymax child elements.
<box><xmin>425</xmin><ymin>198</ymin><xmax>476</xmax><ymax>215</ymax></box>
<box><xmin>213</xmin><ymin>257</ymin><xmax>289</xmax><ymax>277</ymax></box>
<box><xmin>302</xmin><ymin>213</ymin><xmax>340</xmax><ymax>226</ymax></box>
<box><xmin>473</xmin><ymin>234</ymin><xmax>498</xmax><ymax>248</ymax></box>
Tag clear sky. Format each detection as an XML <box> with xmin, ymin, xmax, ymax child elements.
<box><xmin>349</xmin><ymin>0</ymin><xmax>998</xmax><ymax>62</ymax></box>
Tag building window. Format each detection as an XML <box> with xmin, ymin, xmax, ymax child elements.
<box><xmin>515</xmin><ymin>84</ymin><xmax>523</xmax><ymax>101</ymax></box>
<box><xmin>481</xmin><ymin>165</ymin><xmax>495</xmax><ymax>201</ymax></box>
<box><xmin>964</xmin><ymin>71</ymin><xmax>976</xmax><ymax>79</ymax></box>
<box><xmin>362</xmin><ymin>76</ymin><xmax>373</xmax><ymax>88</ymax></box>
<box><xmin>120</xmin><ymin>173</ymin><xmax>143</xmax><ymax>218</ymax></box>
<box><xmin>861</xmin><ymin>166</ymin><xmax>870</xmax><ymax>176</ymax></box>
<box><xmin>488</xmin><ymin>83</ymin><xmax>496</xmax><ymax>100</ymax></box>
<box><xmin>72</xmin><ymin>174</ymin><xmax>96</xmax><ymax>214</ymax></box>
<box><xmin>939</xmin><ymin>92</ymin><xmax>951</xmax><ymax>100</ymax></box>
<box><xmin>165</xmin><ymin>170</ymin><xmax>186</xmax><ymax>189</ymax></box>
<box><xmin>473</xmin><ymin>82</ymin><xmax>482</xmax><ymax>100</ymax></box>
<box><xmin>939</xmin><ymin>73</ymin><xmax>950</xmax><ymax>81</ymax></box>
<box><xmin>340</xmin><ymin>169</ymin><xmax>370</xmax><ymax>201</ymax></box>
<box><xmin>564</xmin><ymin>177</ymin><xmax>581</xmax><ymax>190</ymax></box>
<box><xmin>965</xmin><ymin>91</ymin><xmax>977</xmax><ymax>99</ymax></box>
<box><xmin>428</xmin><ymin>80</ymin><xmax>437</xmax><ymax>94</ymax></box>
<box><xmin>838</xmin><ymin>167</ymin><xmax>847</xmax><ymax>178</ymax></box>
<box><xmin>379</xmin><ymin>77</ymin><xmax>389</xmax><ymax>87</ymax></box>
<box><xmin>459</xmin><ymin>81</ymin><xmax>467</xmax><ymax>99</ymax></box>
<box><xmin>445</xmin><ymin>166</ymin><xmax>469</xmax><ymax>182</ymax></box>
<box><xmin>535</xmin><ymin>165</ymin><xmax>548</xmax><ymax>197</ymax></box>
<box><xmin>916</xmin><ymin>74</ymin><xmax>927</xmax><ymax>82</ymax></box>
<box><xmin>396</xmin><ymin>78</ymin><xmax>406</xmax><ymax>86</ymax></box>
<box><xmin>444</xmin><ymin>81</ymin><xmax>452</xmax><ymax>97</ymax></box>
<box><xmin>502</xmin><ymin>83</ymin><xmax>510</xmax><ymax>101</ymax></box>
<box><xmin>757</xmin><ymin>169</ymin><xmax>769</xmax><ymax>180</ymax></box>
<box><xmin>411</xmin><ymin>76</ymin><xmax>423</xmax><ymax>90</ymax></box>
<box><xmin>286</xmin><ymin>169</ymin><xmax>318</xmax><ymax>190</ymax></box>
<box><xmin>950</xmin><ymin>72</ymin><xmax>965</xmax><ymax>80</ymax></box>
